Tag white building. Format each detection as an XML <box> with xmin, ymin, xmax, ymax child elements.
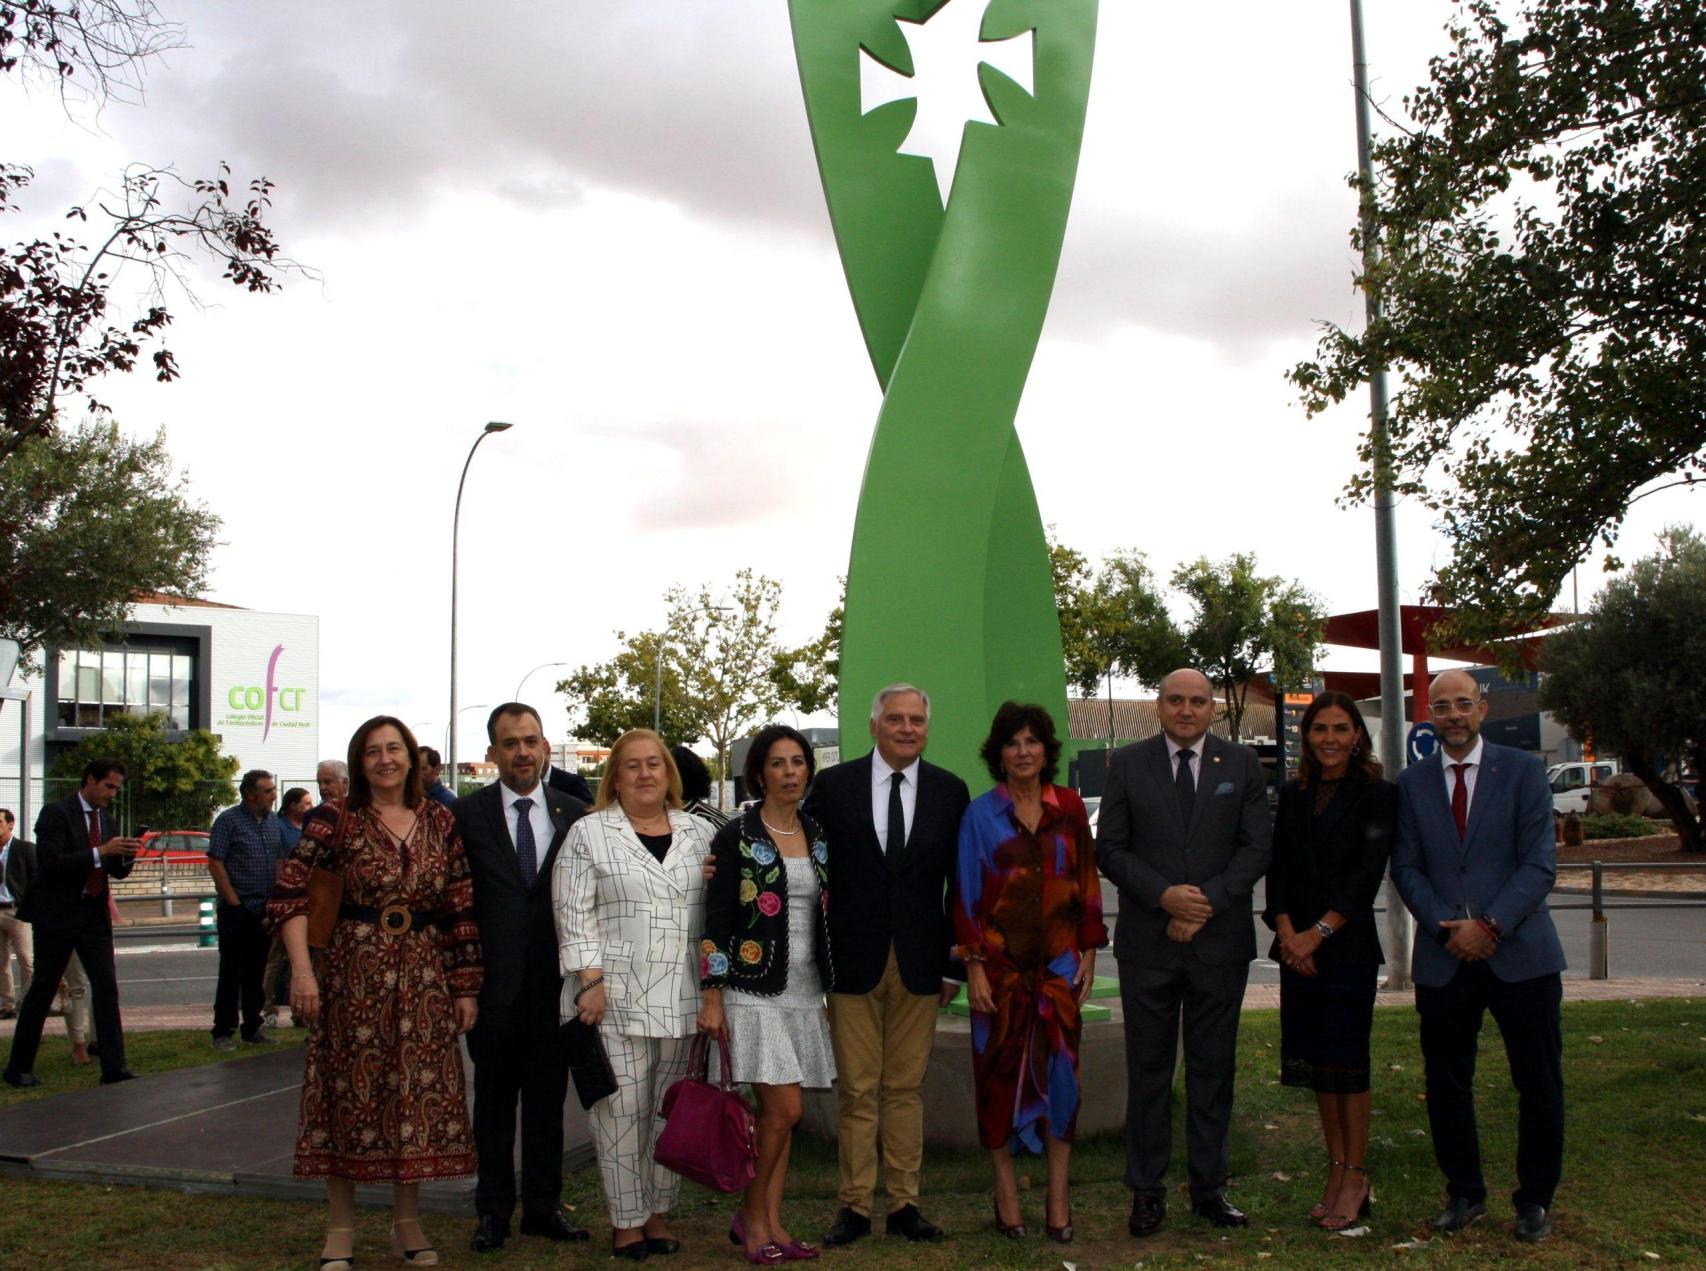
<box><xmin>0</xmin><ymin>593</ymin><xmax>321</xmax><ymax>825</ymax></box>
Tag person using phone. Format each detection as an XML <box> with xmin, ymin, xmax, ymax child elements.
<box><xmin>3</xmin><ymin>758</ymin><xmax>143</xmax><ymax>1087</ymax></box>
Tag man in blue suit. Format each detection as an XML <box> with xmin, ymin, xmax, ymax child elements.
<box><xmin>1391</xmin><ymin>669</ymin><xmax>1566</xmax><ymax>1243</ymax></box>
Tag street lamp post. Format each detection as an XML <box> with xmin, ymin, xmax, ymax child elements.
<box><xmin>448</xmin><ymin>421</ymin><xmax>513</xmax><ymax>784</ymax></box>
<box><xmin>515</xmin><ymin>661</ymin><xmax>572</xmax><ymax>702</ymax></box>
<box><xmin>1348</xmin><ymin>0</ymin><xmax>1413</xmax><ymax>987</ymax></box>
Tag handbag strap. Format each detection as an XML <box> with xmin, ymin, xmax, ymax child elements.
<box><xmin>686</xmin><ymin>1030</ymin><xmax>739</xmax><ymax>1092</ymax></box>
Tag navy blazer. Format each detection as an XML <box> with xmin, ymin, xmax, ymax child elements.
<box><xmin>1391</xmin><ymin>743</ymin><xmax>1566</xmax><ymax>987</ymax></box>
<box><xmin>455</xmin><ymin>781</ymin><xmax>586</xmax><ymax>1034</ymax></box>
<box><xmin>1094</xmin><ymin>732</ymin><xmax>1272</xmax><ymax>967</ymax></box>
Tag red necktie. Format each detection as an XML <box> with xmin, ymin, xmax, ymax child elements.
<box><xmin>83</xmin><ymin>808</ymin><xmax>109</xmax><ymax>900</ymax></box>
<box><xmin>1450</xmin><ymin>763</ymin><xmax>1469</xmax><ymax>840</ymax></box>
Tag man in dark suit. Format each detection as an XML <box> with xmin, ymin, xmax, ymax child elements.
<box><xmin>0</xmin><ymin>808</ymin><xmax>37</xmax><ymax>1019</ymax></box>
<box><xmin>1391</xmin><ymin>669</ymin><xmax>1566</xmax><ymax>1243</ymax></box>
<box><xmin>1095</xmin><ymin>668</ymin><xmax>1272</xmax><ymax>1236</ymax></box>
<box><xmin>544</xmin><ymin>757</ymin><xmax>595</xmax><ymax>804</ymax></box>
<box><xmin>455</xmin><ymin>703</ymin><xmax>592</xmax><ymax>1253</ymax></box>
<box><xmin>805</xmin><ymin>683</ymin><xmax>970</xmax><ymax>1246</ymax></box>
<box><xmin>3</xmin><ymin>758</ymin><xmax>142</xmax><ymax>1087</ymax></box>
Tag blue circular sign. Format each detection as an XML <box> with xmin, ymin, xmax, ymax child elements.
<box><xmin>1407</xmin><ymin>721</ymin><xmax>1438</xmax><ymax>764</ymax></box>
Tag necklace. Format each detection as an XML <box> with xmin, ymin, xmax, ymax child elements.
<box><xmin>760</xmin><ymin>812</ymin><xmax>802</xmax><ymax>837</ymax></box>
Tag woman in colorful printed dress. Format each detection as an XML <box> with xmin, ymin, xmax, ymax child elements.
<box><xmin>1262</xmin><ymin>691</ymin><xmax>1395</xmax><ymax>1230</ymax></box>
<box><xmin>272</xmin><ymin>716</ymin><xmax>482</xmax><ymax>1270</ymax></box>
<box><xmin>699</xmin><ymin>724</ymin><xmax>835</xmax><ymax>1265</ymax></box>
<box><xmin>957</xmin><ymin>701</ymin><xmax>1107</xmax><ymax>1245</ymax></box>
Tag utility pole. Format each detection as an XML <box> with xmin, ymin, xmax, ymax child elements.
<box><xmin>1350</xmin><ymin>0</ymin><xmax>1413</xmax><ymax>988</ymax></box>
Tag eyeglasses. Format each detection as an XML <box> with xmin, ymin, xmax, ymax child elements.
<box><xmin>1428</xmin><ymin>697</ymin><xmax>1481</xmax><ymax>716</ymax></box>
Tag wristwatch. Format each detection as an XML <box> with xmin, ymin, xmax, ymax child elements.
<box><xmin>1313</xmin><ymin>920</ymin><xmax>1335</xmax><ymax>940</ymax></box>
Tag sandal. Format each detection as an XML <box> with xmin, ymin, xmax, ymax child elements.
<box><xmin>1320</xmin><ymin>1163</ymin><xmax>1373</xmax><ymax>1231</ymax></box>
<box><xmin>390</xmin><ymin>1218</ymin><xmax>438</xmax><ymax>1265</ymax></box>
<box><xmin>320</xmin><ymin>1226</ymin><xmax>355</xmax><ymax>1270</ymax></box>
<box><xmin>1308</xmin><ymin>1160</ymin><xmax>1344</xmax><ymax>1222</ymax></box>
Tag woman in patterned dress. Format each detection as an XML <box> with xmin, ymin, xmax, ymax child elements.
<box><xmin>272</xmin><ymin>717</ymin><xmax>482</xmax><ymax>1270</ymax></box>
<box><xmin>957</xmin><ymin>702</ymin><xmax>1107</xmax><ymax>1244</ymax></box>
<box><xmin>699</xmin><ymin>724</ymin><xmax>836</xmax><ymax>1265</ymax></box>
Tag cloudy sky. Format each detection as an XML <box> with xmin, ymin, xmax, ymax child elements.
<box><xmin>10</xmin><ymin>1</ymin><xmax>1698</xmax><ymax>768</ymax></box>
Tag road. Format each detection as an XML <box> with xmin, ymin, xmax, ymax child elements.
<box><xmin>112</xmin><ymin>885</ymin><xmax>1703</xmax><ymax>1008</ymax></box>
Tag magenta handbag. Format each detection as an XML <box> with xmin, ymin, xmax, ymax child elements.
<box><xmin>654</xmin><ymin>1031</ymin><xmax>757</xmax><ymax>1193</ymax></box>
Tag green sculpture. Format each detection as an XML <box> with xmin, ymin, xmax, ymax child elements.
<box><xmin>788</xmin><ymin>0</ymin><xmax>1098</xmax><ymax>782</ymax></box>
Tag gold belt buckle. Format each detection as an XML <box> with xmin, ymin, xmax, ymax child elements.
<box><xmin>379</xmin><ymin>904</ymin><xmax>412</xmax><ymax>935</ymax></box>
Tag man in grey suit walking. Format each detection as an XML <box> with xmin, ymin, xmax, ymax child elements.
<box><xmin>1391</xmin><ymin>669</ymin><xmax>1566</xmax><ymax>1243</ymax></box>
<box><xmin>1096</xmin><ymin>668</ymin><xmax>1272</xmax><ymax>1236</ymax></box>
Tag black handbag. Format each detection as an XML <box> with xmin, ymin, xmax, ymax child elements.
<box><xmin>559</xmin><ymin>1017</ymin><xmax>618</xmax><ymax>1109</ymax></box>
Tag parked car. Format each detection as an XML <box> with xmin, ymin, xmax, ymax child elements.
<box><xmin>135</xmin><ymin>829</ymin><xmax>211</xmax><ymax>864</ymax></box>
<box><xmin>1548</xmin><ymin>761</ymin><xmax>1618</xmax><ymax>816</ymax></box>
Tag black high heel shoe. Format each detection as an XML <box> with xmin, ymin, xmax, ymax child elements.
<box><xmin>991</xmin><ymin>1195</ymin><xmax>1026</xmax><ymax>1239</ymax></box>
<box><xmin>1320</xmin><ymin>1163</ymin><xmax>1373</xmax><ymax>1231</ymax></box>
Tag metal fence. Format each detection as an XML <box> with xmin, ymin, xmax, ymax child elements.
<box><xmin>1551</xmin><ymin>861</ymin><xmax>1706</xmax><ymax>980</ymax></box>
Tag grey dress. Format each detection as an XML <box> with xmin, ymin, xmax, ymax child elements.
<box><xmin>721</xmin><ymin>855</ymin><xmax>837</xmax><ymax>1087</ymax></box>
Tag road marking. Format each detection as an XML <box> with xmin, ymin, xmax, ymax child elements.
<box><xmin>115</xmin><ymin>944</ymin><xmax>211</xmax><ymax>956</ymax></box>
<box><xmin>115</xmin><ymin>976</ymin><xmax>218</xmax><ymax>985</ymax></box>
<box><xmin>39</xmin><ymin>1083</ymin><xmax>302</xmax><ymax>1159</ymax></box>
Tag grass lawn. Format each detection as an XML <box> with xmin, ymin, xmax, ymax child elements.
<box><xmin>0</xmin><ymin>1026</ymin><xmax>305</xmax><ymax>1111</ymax></box>
<box><xmin>0</xmin><ymin>1000</ymin><xmax>1702</xmax><ymax>1269</ymax></box>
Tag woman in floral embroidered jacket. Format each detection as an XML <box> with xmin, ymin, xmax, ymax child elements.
<box><xmin>700</xmin><ymin>724</ymin><xmax>835</xmax><ymax>1264</ymax></box>
<box><xmin>957</xmin><ymin>702</ymin><xmax>1107</xmax><ymax>1245</ymax></box>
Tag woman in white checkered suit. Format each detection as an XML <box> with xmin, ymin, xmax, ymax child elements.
<box><xmin>554</xmin><ymin>729</ymin><xmax>715</xmax><ymax>1259</ymax></box>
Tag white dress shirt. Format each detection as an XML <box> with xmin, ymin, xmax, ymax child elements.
<box><xmin>1441</xmin><ymin>735</ymin><xmax>1485</xmax><ymax>814</ymax></box>
<box><xmin>870</xmin><ymin>752</ymin><xmax>920</xmax><ymax>852</ymax></box>
<box><xmin>0</xmin><ymin>837</ymin><xmax>12</xmax><ymax>905</ymax></box>
<box><xmin>500</xmin><ymin>779</ymin><xmax>554</xmax><ymax>862</ymax></box>
<box><xmin>1163</xmin><ymin>731</ymin><xmax>1206</xmax><ymax>785</ymax></box>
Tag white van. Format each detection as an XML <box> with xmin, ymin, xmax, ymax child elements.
<box><xmin>1547</xmin><ymin>760</ymin><xmax>1617</xmax><ymax>815</ymax></box>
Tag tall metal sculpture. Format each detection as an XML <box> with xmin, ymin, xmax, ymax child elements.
<box><xmin>789</xmin><ymin>0</ymin><xmax>1098</xmax><ymax>779</ymax></box>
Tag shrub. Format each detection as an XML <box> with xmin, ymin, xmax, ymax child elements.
<box><xmin>1581</xmin><ymin>813</ymin><xmax>1668</xmax><ymax>841</ymax></box>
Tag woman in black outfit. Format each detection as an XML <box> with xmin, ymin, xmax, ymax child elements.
<box><xmin>1262</xmin><ymin>691</ymin><xmax>1396</xmax><ymax>1230</ymax></box>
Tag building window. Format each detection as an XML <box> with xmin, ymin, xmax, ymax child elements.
<box><xmin>56</xmin><ymin>642</ymin><xmax>198</xmax><ymax>731</ymax></box>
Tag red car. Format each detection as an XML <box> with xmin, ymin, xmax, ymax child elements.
<box><xmin>136</xmin><ymin>830</ymin><xmax>211</xmax><ymax>864</ymax></box>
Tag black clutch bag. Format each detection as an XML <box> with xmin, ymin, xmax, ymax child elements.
<box><xmin>559</xmin><ymin>1017</ymin><xmax>618</xmax><ymax>1109</ymax></box>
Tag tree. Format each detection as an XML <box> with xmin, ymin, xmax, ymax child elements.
<box><xmin>770</xmin><ymin>579</ymin><xmax>842</xmax><ymax>717</ymax></box>
<box><xmin>0</xmin><ymin>1</ymin><xmax>299</xmax><ymax>670</ymax></box>
<box><xmin>557</xmin><ymin>628</ymin><xmax>701</xmax><ymax>748</ymax></box>
<box><xmin>559</xmin><ymin>569</ymin><xmax>793</xmax><ymax>806</ymax></box>
<box><xmin>1538</xmin><ymin>528</ymin><xmax>1706</xmax><ymax>853</ymax></box>
<box><xmin>0</xmin><ymin>421</ymin><xmax>217</xmax><ymax>668</ymax></box>
<box><xmin>1053</xmin><ymin>535</ymin><xmax>1189</xmax><ymax>744</ymax></box>
<box><xmin>670</xmin><ymin>569</ymin><xmax>788</xmax><ymax>807</ymax></box>
<box><xmin>1172</xmin><ymin>553</ymin><xmax>1326</xmax><ymax>739</ymax></box>
<box><xmin>1290</xmin><ymin>0</ymin><xmax>1706</xmax><ymax>648</ymax></box>
<box><xmin>48</xmin><ymin>709</ymin><xmax>237</xmax><ymax>831</ymax></box>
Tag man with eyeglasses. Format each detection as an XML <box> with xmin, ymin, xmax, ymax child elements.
<box><xmin>1390</xmin><ymin>669</ymin><xmax>1566</xmax><ymax>1243</ymax></box>
<box><xmin>207</xmin><ymin>769</ymin><xmax>286</xmax><ymax>1051</ymax></box>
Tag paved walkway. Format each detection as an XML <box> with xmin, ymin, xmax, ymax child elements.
<box><xmin>5</xmin><ymin>977</ymin><xmax>1698</xmax><ymax>1040</ymax></box>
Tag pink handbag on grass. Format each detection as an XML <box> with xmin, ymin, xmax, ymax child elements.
<box><xmin>654</xmin><ymin>1031</ymin><xmax>757</xmax><ymax>1193</ymax></box>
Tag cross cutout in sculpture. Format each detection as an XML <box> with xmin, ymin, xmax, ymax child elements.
<box><xmin>859</xmin><ymin>0</ymin><xmax>1036</xmax><ymax>206</ymax></box>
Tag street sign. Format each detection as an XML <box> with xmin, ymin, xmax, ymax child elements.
<box><xmin>1407</xmin><ymin>721</ymin><xmax>1438</xmax><ymax>764</ymax></box>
